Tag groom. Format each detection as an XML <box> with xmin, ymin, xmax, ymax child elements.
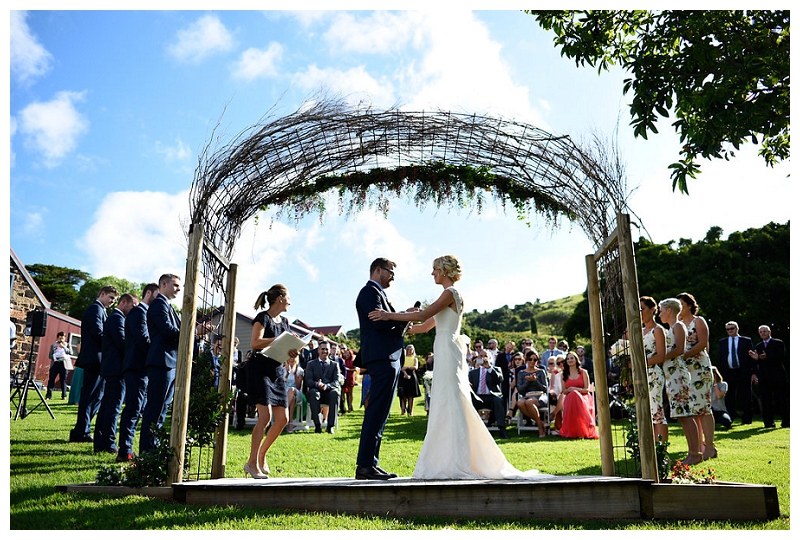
<box><xmin>354</xmin><ymin>258</ymin><xmax>407</xmax><ymax>480</ymax></box>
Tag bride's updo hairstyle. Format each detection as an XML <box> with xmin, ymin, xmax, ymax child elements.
<box><xmin>433</xmin><ymin>255</ymin><xmax>462</xmax><ymax>282</ymax></box>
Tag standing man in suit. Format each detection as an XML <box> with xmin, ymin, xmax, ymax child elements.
<box><xmin>116</xmin><ymin>283</ymin><xmax>158</xmax><ymax>462</ymax></box>
<box><xmin>139</xmin><ymin>274</ymin><xmax>183</xmax><ymax>454</ymax></box>
<box><xmin>355</xmin><ymin>258</ymin><xmax>409</xmax><ymax>480</ymax></box>
<box><xmin>495</xmin><ymin>341</ymin><xmax>516</xmax><ymax>412</ymax></box>
<box><xmin>94</xmin><ymin>293</ymin><xmax>139</xmax><ymax>454</ymax></box>
<box><xmin>468</xmin><ymin>357</ymin><xmax>509</xmax><ymax>438</ymax></box>
<box><xmin>717</xmin><ymin>321</ymin><xmax>757</xmax><ymax>424</ymax></box>
<box><xmin>69</xmin><ymin>286</ymin><xmax>119</xmax><ymax>443</ymax></box>
<box><xmin>304</xmin><ymin>341</ymin><xmax>341</xmax><ymax>433</ymax></box>
<box><xmin>749</xmin><ymin>325</ymin><xmax>789</xmax><ymax>428</ymax></box>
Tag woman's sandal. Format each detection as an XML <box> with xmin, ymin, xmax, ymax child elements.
<box><xmin>684</xmin><ymin>451</ymin><xmax>704</xmax><ymax>465</ymax></box>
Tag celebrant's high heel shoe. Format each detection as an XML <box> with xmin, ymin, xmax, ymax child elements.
<box><xmin>244</xmin><ymin>463</ymin><xmax>268</xmax><ymax>479</ymax></box>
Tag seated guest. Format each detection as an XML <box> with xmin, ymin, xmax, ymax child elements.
<box><xmin>516</xmin><ymin>349</ymin><xmax>549</xmax><ymax>436</ymax></box>
<box><xmin>304</xmin><ymin>342</ymin><xmax>341</xmax><ymax>433</ymax></box>
<box><xmin>558</xmin><ymin>351</ymin><xmax>599</xmax><ymax>439</ymax></box>
<box><xmin>711</xmin><ymin>365</ymin><xmax>732</xmax><ymax>430</ymax></box>
<box><xmin>468</xmin><ymin>356</ymin><xmax>509</xmax><ymax>439</ymax></box>
<box><xmin>284</xmin><ymin>353</ymin><xmax>304</xmax><ymax>432</ymax></box>
<box><xmin>506</xmin><ymin>352</ymin><xmax>525</xmax><ymax>420</ymax></box>
<box><xmin>548</xmin><ymin>354</ymin><xmax>565</xmax><ymax>431</ymax></box>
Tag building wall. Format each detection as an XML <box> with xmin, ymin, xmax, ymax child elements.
<box><xmin>9</xmin><ymin>260</ymin><xmax>47</xmax><ymax>381</ymax></box>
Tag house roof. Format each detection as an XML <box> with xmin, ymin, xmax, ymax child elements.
<box><xmin>10</xmin><ymin>247</ymin><xmax>51</xmax><ymax>309</ymax></box>
<box><xmin>292</xmin><ymin>319</ymin><xmax>344</xmax><ymax>337</ymax></box>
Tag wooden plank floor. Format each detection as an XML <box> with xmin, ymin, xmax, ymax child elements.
<box><xmin>166</xmin><ymin>475</ymin><xmax>779</xmax><ymax>521</ymax></box>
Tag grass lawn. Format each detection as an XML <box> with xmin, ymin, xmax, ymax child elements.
<box><xmin>8</xmin><ymin>386</ymin><xmax>790</xmax><ymax>530</ymax></box>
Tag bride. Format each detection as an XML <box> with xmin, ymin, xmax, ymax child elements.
<box><xmin>369</xmin><ymin>255</ymin><xmax>546</xmax><ymax>479</ymax></box>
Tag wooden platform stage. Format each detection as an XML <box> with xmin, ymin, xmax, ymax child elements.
<box><xmin>166</xmin><ymin>474</ymin><xmax>778</xmax><ymax>521</ymax></box>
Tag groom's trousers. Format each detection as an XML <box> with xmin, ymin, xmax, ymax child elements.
<box><xmin>356</xmin><ymin>358</ymin><xmax>400</xmax><ymax>467</ymax></box>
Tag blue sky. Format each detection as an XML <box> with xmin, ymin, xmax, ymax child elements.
<box><xmin>6</xmin><ymin>8</ymin><xmax>793</xmax><ymax>334</ymax></box>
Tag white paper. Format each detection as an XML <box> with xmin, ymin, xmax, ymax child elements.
<box><xmin>259</xmin><ymin>330</ymin><xmax>314</xmax><ymax>364</ymax></box>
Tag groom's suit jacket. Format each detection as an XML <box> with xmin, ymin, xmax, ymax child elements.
<box><xmin>356</xmin><ymin>280</ymin><xmax>405</xmax><ymax>365</ymax></box>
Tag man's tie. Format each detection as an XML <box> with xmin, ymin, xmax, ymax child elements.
<box><xmin>479</xmin><ymin>367</ymin><xmax>488</xmax><ymax>394</ymax></box>
<box><xmin>730</xmin><ymin>337</ymin><xmax>739</xmax><ymax>369</ymax></box>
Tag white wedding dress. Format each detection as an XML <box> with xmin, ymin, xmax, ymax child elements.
<box><xmin>412</xmin><ymin>287</ymin><xmax>546</xmax><ymax>479</ymax></box>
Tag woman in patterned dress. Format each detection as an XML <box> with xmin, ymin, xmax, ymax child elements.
<box><xmin>641</xmin><ymin>296</ymin><xmax>668</xmax><ymax>443</ymax></box>
<box><xmin>677</xmin><ymin>292</ymin><xmax>716</xmax><ymax>460</ymax></box>
<box><xmin>658</xmin><ymin>298</ymin><xmax>703</xmax><ymax>465</ymax></box>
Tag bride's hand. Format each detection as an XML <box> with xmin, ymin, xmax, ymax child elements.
<box><xmin>369</xmin><ymin>309</ymin><xmax>389</xmax><ymax>321</ymax></box>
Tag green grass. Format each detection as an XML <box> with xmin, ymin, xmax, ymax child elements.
<box><xmin>9</xmin><ymin>388</ymin><xmax>790</xmax><ymax>530</ymax></box>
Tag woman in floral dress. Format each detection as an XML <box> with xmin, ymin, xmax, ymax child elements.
<box><xmin>658</xmin><ymin>297</ymin><xmax>703</xmax><ymax>465</ymax></box>
<box><xmin>677</xmin><ymin>292</ymin><xmax>716</xmax><ymax>460</ymax></box>
<box><xmin>641</xmin><ymin>296</ymin><xmax>668</xmax><ymax>443</ymax></box>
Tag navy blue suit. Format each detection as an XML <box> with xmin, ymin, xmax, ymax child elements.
<box><xmin>94</xmin><ymin>308</ymin><xmax>127</xmax><ymax>452</ymax></box>
<box><xmin>755</xmin><ymin>337</ymin><xmax>789</xmax><ymax>427</ymax></box>
<box><xmin>718</xmin><ymin>334</ymin><xmax>756</xmax><ymax>423</ymax></box>
<box><xmin>70</xmin><ymin>300</ymin><xmax>107</xmax><ymax>441</ymax></box>
<box><xmin>355</xmin><ymin>280</ymin><xmax>405</xmax><ymax>468</ymax></box>
<box><xmin>118</xmin><ymin>302</ymin><xmax>150</xmax><ymax>457</ymax></box>
<box><xmin>139</xmin><ymin>293</ymin><xmax>181</xmax><ymax>453</ymax></box>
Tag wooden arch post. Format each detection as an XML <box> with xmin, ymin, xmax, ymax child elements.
<box><xmin>212</xmin><ymin>263</ymin><xmax>238</xmax><ymax>479</ymax></box>
<box><xmin>168</xmin><ymin>223</ymin><xmax>203</xmax><ymax>485</ymax></box>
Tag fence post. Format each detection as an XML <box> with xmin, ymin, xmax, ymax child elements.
<box><xmin>168</xmin><ymin>223</ymin><xmax>203</xmax><ymax>485</ymax></box>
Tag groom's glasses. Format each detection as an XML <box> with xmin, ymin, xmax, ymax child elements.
<box><xmin>380</xmin><ymin>266</ymin><xmax>395</xmax><ymax>278</ymax></box>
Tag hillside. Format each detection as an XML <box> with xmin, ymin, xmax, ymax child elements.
<box><xmin>463</xmin><ymin>293</ymin><xmax>583</xmax><ymax>338</ymax></box>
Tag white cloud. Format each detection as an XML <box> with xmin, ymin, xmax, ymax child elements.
<box><xmin>167</xmin><ymin>14</ymin><xmax>233</xmax><ymax>63</ymax></box>
<box><xmin>293</xmin><ymin>65</ymin><xmax>395</xmax><ymax>108</ymax></box>
<box><xmin>231</xmin><ymin>43</ymin><xmax>284</xmax><ymax>80</ymax></box>
<box><xmin>10</xmin><ymin>11</ymin><xmax>53</xmax><ymax>85</ymax></box>
<box><xmin>17</xmin><ymin>91</ymin><xmax>89</xmax><ymax>167</ymax></box>
<box><xmin>323</xmin><ymin>12</ymin><xmax>417</xmax><ymax>54</ymax></box>
<box><xmin>155</xmin><ymin>137</ymin><xmax>191</xmax><ymax>163</ymax></box>
<box><xmin>22</xmin><ymin>210</ymin><xmax>44</xmax><ymax>236</ymax></box>
<box><xmin>79</xmin><ymin>190</ymin><xmax>191</xmax><ymax>285</ymax></box>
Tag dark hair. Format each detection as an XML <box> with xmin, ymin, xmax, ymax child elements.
<box><xmin>640</xmin><ymin>295</ymin><xmax>658</xmax><ymax>312</ymax></box>
<box><xmin>158</xmin><ymin>274</ymin><xmax>180</xmax><ymax>286</ymax></box>
<box><xmin>524</xmin><ymin>349</ymin><xmax>540</xmax><ymax>365</ymax></box>
<box><xmin>142</xmin><ymin>283</ymin><xmax>159</xmax><ymax>297</ymax></box>
<box><xmin>676</xmin><ymin>292</ymin><xmax>699</xmax><ymax>314</ymax></box>
<box><xmin>99</xmin><ymin>285</ymin><xmax>119</xmax><ymax>296</ymax></box>
<box><xmin>370</xmin><ymin>257</ymin><xmax>395</xmax><ymax>274</ymax></box>
<box><xmin>253</xmin><ymin>284</ymin><xmax>288</xmax><ymax>310</ymax></box>
<box><xmin>57</xmin><ymin>331</ymin><xmax>65</xmax><ymax>338</ymax></box>
<box><xmin>118</xmin><ymin>293</ymin><xmax>137</xmax><ymax>305</ymax></box>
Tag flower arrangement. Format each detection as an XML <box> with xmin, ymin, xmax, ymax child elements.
<box><xmin>670</xmin><ymin>461</ymin><xmax>716</xmax><ymax>484</ymax></box>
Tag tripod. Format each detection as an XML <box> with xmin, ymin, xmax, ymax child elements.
<box><xmin>10</xmin><ymin>335</ymin><xmax>55</xmax><ymax>420</ymax></box>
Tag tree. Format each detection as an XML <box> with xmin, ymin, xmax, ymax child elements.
<box><xmin>528</xmin><ymin>10</ymin><xmax>790</xmax><ymax>193</ymax></box>
<box><xmin>26</xmin><ymin>264</ymin><xmax>91</xmax><ymax>313</ymax></box>
<box><xmin>68</xmin><ymin>276</ymin><xmax>145</xmax><ymax>319</ymax></box>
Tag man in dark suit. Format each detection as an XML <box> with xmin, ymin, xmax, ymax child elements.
<box><xmin>69</xmin><ymin>285</ymin><xmax>119</xmax><ymax>443</ymax></box>
<box><xmin>468</xmin><ymin>356</ymin><xmax>509</xmax><ymax>439</ymax></box>
<box><xmin>717</xmin><ymin>321</ymin><xmax>757</xmax><ymax>424</ymax></box>
<box><xmin>304</xmin><ymin>342</ymin><xmax>341</xmax><ymax>433</ymax></box>
<box><xmin>750</xmin><ymin>325</ymin><xmax>789</xmax><ymax>428</ymax></box>
<box><xmin>94</xmin><ymin>293</ymin><xmax>139</xmax><ymax>454</ymax></box>
<box><xmin>116</xmin><ymin>283</ymin><xmax>158</xmax><ymax>462</ymax></box>
<box><xmin>354</xmin><ymin>258</ymin><xmax>407</xmax><ymax>480</ymax></box>
<box><xmin>139</xmin><ymin>274</ymin><xmax>183</xmax><ymax>454</ymax></box>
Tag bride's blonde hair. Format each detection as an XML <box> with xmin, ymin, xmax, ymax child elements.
<box><xmin>433</xmin><ymin>255</ymin><xmax>462</xmax><ymax>281</ymax></box>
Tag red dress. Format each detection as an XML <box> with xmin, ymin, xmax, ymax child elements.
<box><xmin>559</xmin><ymin>372</ymin><xmax>599</xmax><ymax>439</ymax></box>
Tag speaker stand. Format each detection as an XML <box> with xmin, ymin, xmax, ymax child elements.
<box><xmin>10</xmin><ymin>335</ymin><xmax>55</xmax><ymax>420</ymax></box>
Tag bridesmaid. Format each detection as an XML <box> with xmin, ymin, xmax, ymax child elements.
<box><xmin>641</xmin><ymin>296</ymin><xmax>668</xmax><ymax>443</ymax></box>
<box><xmin>658</xmin><ymin>298</ymin><xmax>702</xmax><ymax>465</ymax></box>
<box><xmin>677</xmin><ymin>292</ymin><xmax>716</xmax><ymax>460</ymax></box>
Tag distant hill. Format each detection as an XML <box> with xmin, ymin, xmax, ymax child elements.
<box><xmin>463</xmin><ymin>293</ymin><xmax>583</xmax><ymax>338</ymax></box>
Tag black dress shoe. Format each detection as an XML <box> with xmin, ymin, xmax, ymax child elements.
<box><xmin>326</xmin><ymin>426</ymin><xmax>335</xmax><ymax>434</ymax></box>
<box><xmin>355</xmin><ymin>466</ymin><xmax>392</xmax><ymax>480</ymax></box>
<box><xmin>69</xmin><ymin>432</ymin><xmax>93</xmax><ymax>443</ymax></box>
<box><xmin>498</xmin><ymin>430</ymin><xmax>510</xmax><ymax>439</ymax></box>
<box><xmin>374</xmin><ymin>465</ymin><xmax>398</xmax><ymax>478</ymax></box>
<box><xmin>314</xmin><ymin>426</ymin><xmax>322</xmax><ymax>433</ymax></box>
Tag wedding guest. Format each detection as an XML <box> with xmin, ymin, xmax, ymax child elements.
<box><xmin>245</xmin><ymin>284</ymin><xmax>298</xmax><ymax>479</ymax></box>
<box><xmin>718</xmin><ymin>321</ymin><xmax>756</xmax><ymax>425</ymax></box>
<box><xmin>558</xmin><ymin>351</ymin><xmax>598</xmax><ymax>439</ymax></box>
<box><xmin>710</xmin><ymin>366</ymin><xmax>732</xmax><ymax>430</ymax></box>
<box><xmin>659</xmin><ymin>297</ymin><xmax>702</xmax><ymax>465</ymax></box>
<box><xmin>46</xmin><ymin>332</ymin><xmax>72</xmax><ymax>400</ymax></box>
<box><xmin>516</xmin><ymin>349</ymin><xmax>549</xmax><ymax>436</ymax></box>
<box><xmin>576</xmin><ymin>345</ymin><xmax>593</xmax><ymax>382</ymax></box>
<box><xmin>485</xmin><ymin>338</ymin><xmax>499</xmax><ymax>365</ymax></box>
<box><xmin>507</xmin><ymin>352</ymin><xmax>526</xmax><ymax>420</ymax></box>
<box><xmin>677</xmin><ymin>292</ymin><xmax>716</xmax><ymax>460</ymax></box>
<box><xmin>398</xmin><ymin>344</ymin><xmax>421</xmax><ymax>416</ymax></box>
<box><xmin>341</xmin><ymin>346</ymin><xmax>357</xmax><ymax>414</ymax></box>
<box><xmin>540</xmin><ymin>336</ymin><xmax>560</xmax><ymax>367</ymax></box>
<box><xmin>496</xmin><ymin>340</ymin><xmax>517</xmax><ymax>409</ymax></box>
<box><xmin>284</xmin><ymin>353</ymin><xmax>304</xmax><ymax>433</ymax></box>
<box><xmin>548</xmin><ymin>354</ymin><xmax>565</xmax><ymax>431</ymax></box>
<box><xmin>304</xmin><ymin>341</ymin><xmax>341</xmax><ymax>433</ymax></box>
<box><xmin>750</xmin><ymin>325</ymin><xmax>789</xmax><ymax>428</ymax></box>
<box><xmin>641</xmin><ymin>296</ymin><xmax>668</xmax><ymax>443</ymax></box>
<box><xmin>468</xmin><ymin>356</ymin><xmax>510</xmax><ymax>438</ymax></box>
